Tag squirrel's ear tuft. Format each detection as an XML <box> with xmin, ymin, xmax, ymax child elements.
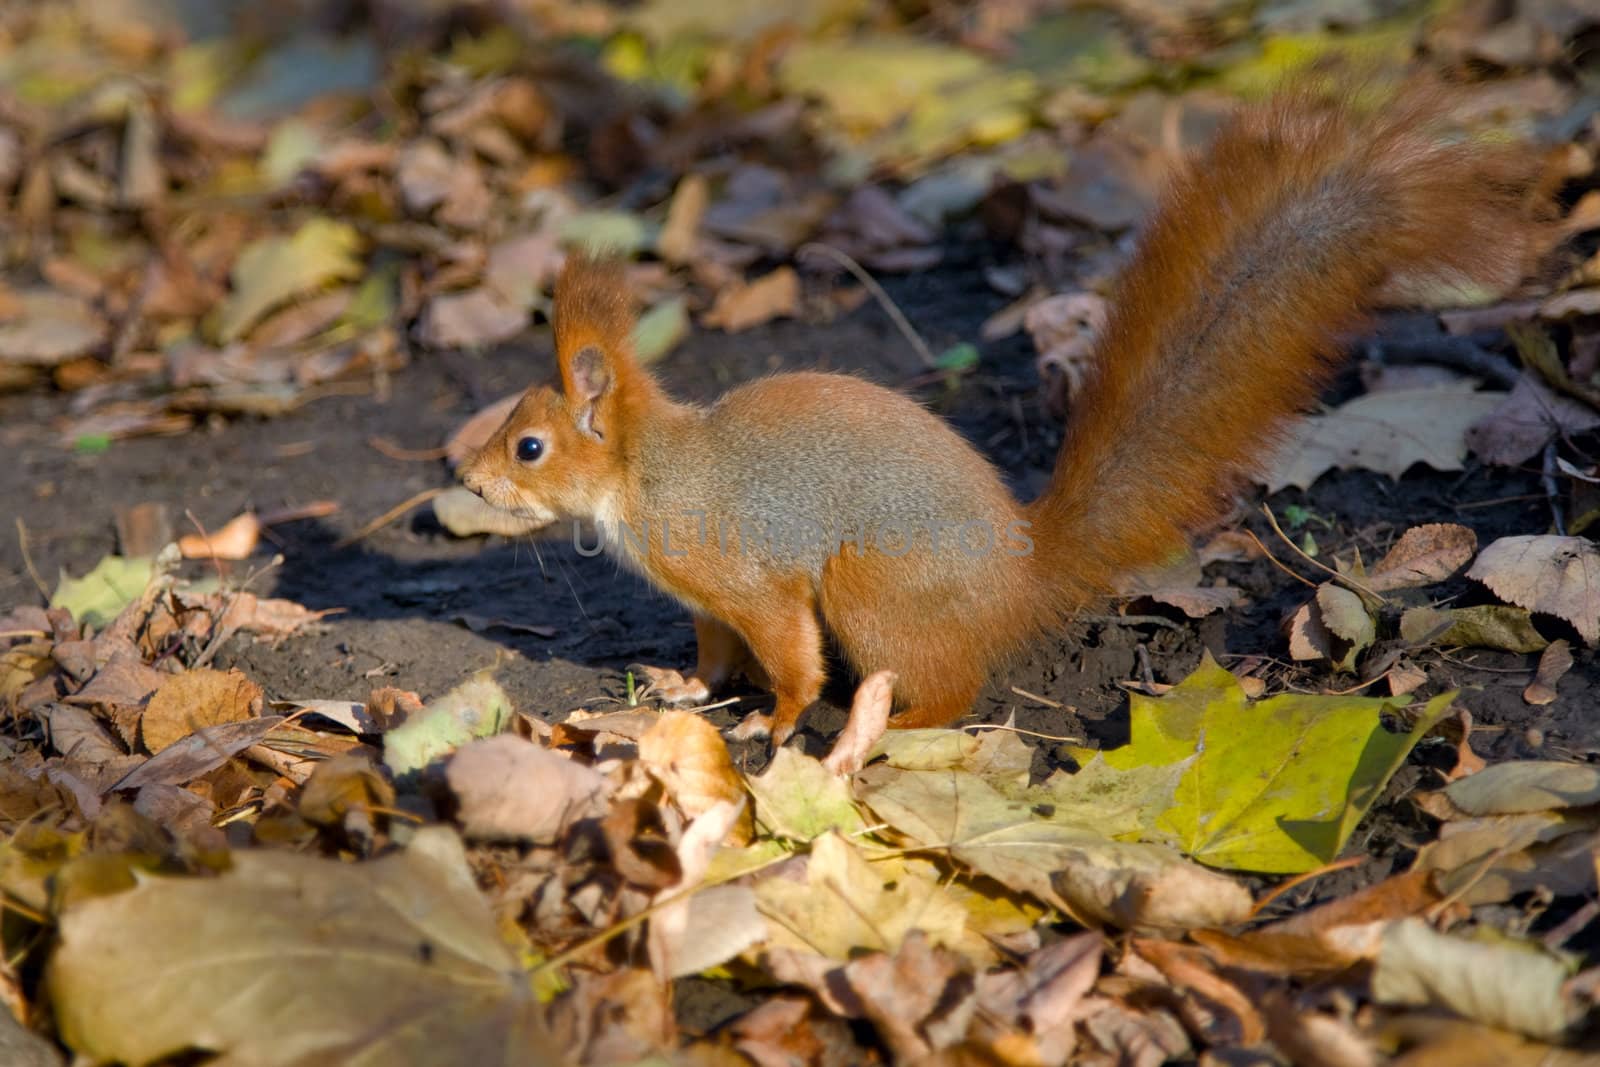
<box><xmin>554</xmin><ymin>251</ymin><xmax>634</xmax><ymax>388</ymax></box>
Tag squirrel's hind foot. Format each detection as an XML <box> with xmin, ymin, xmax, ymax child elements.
<box><xmin>632</xmin><ymin>665</ymin><xmax>712</xmax><ymax>707</ymax></box>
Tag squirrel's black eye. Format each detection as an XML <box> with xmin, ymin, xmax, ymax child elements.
<box><xmin>515</xmin><ymin>436</ymin><xmax>544</xmax><ymax>463</ymax></box>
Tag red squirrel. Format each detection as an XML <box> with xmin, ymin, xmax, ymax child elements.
<box><xmin>461</xmin><ymin>90</ymin><xmax>1553</xmax><ymax>746</ymax></box>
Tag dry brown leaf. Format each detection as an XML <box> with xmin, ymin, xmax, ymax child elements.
<box><xmin>1400</xmin><ymin>603</ymin><xmax>1550</xmax><ymax>654</ymax></box>
<box><xmin>177</xmin><ymin>512</ymin><xmax>262</xmax><ymax>561</ymax></box>
<box><xmin>433</xmin><ymin>485</ymin><xmax>547</xmax><ymax>537</ymax></box>
<box><xmin>63</xmin><ymin>650</ymin><xmax>164</xmax><ymax>711</ymax></box>
<box><xmin>0</xmin><ymin>289</ymin><xmax>108</xmax><ymax>366</ymax></box>
<box><xmin>702</xmin><ymin>267</ymin><xmax>800</xmax><ymax>332</ymax></box>
<box><xmin>1193</xmin><ymin>869</ymin><xmax>1440</xmax><ymax>976</ymax></box>
<box><xmin>1389</xmin><ymin>659</ymin><xmax>1429</xmax><ymax>698</ymax></box>
<box><xmin>1132</xmin><ymin>938</ymin><xmax>1265</xmax><ymax>1046</ymax></box>
<box><xmin>298</xmin><ymin>752</ymin><xmax>395</xmax><ymax>827</ymax></box>
<box><xmin>417</xmin><ymin>287</ymin><xmax>527</xmax><ymax>349</ymax></box>
<box><xmin>647</xmin><ymin>800</ymin><xmax>763</xmax><ymax>980</ymax></box>
<box><xmin>1541</xmin><ymin>287</ymin><xmax>1600</xmax><ymax>319</ymax></box>
<box><xmin>216</xmin><ymin>592</ymin><xmax>336</xmax><ymax>638</ymax></box>
<box><xmin>1523</xmin><ymin>639</ymin><xmax>1573</xmax><ymax>705</ymax></box>
<box><xmin>1027</xmin><ymin>291</ymin><xmax>1108</xmax><ymax>412</ymax></box>
<box><xmin>1263</xmin><ymin>386</ymin><xmax>1506</xmax><ymax>492</ymax></box>
<box><xmin>1466</xmin><ymin>375</ymin><xmax>1600</xmax><ymax>467</ymax></box>
<box><xmin>140</xmin><ymin>668</ymin><xmax>264</xmax><ymax>754</ymax></box>
<box><xmin>1369</xmin><ymin>524</ymin><xmax>1479</xmax><ymax>592</ymax></box>
<box><xmin>483</xmin><ymin>232</ymin><xmax>562</xmax><ymax>309</ymax></box>
<box><xmin>112</xmin><ymin>717</ymin><xmax>285</xmax><ymax>792</ymax></box>
<box><xmin>445</xmin><ymin>734</ymin><xmax>607</xmax><ymax>844</ymax></box>
<box><xmin>1467</xmin><ymin>535</ymin><xmax>1600</xmax><ymax>643</ymax></box>
<box><xmin>658</xmin><ymin>173</ymin><xmax>709</xmax><ymax>265</ymax></box>
<box><xmin>1138</xmin><ymin>584</ymin><xmax>1245</xmax><ymax>619</ymax></box>
<box><xmin>443</xmin><ymin>393</ymin><xmax>521</xmax><ymax>467</ymax></box>
<box><xmin>637</xmin><ymin>710</ymin><xmax>745</xmax><ymax>828</ymax></box>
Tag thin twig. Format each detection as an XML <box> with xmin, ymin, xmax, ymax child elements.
<box><xmin>966</xmin><ymin>722</ymin><xmax>1083</xmax><ymax>743</ymax></box>
<box><xmin>1542</xmin><ymin>441</ymin><xmax>1566</xmax><ymax>535</ymax></box>
<box><xmin>14</xmin><ymin>519</ymin><xmax>49</xmax><ymax>603</ymax></box>
<box><xmin>1242</xmin><ymin>529</ymin><xmax>1318</xmax><ymax>590</ymax></box>
<box><xmin>1008</xmin><ymin>686</ymin><xmax>1062</xmax><ymax>708</ymax></box>
<box><xmin>368</xmin><ymin>436</ymin><xmax>450</xmax><ymax>462</ymax></box>
<box><xmin>799</xmin><ymin>242</ymin><xmax>936</xmax><ymax>368</ymax></box>
<box><xmin>1260</xmin><ymin>504</ymin><xmax>1385</xmax><ymax>603</ymax></box>
<box><xmin>1081</xmin><ymin>613</ymin><xmax>1185</xmax><ymax>632</ymax></box>
<box><xmin>1248</xmin><ymin>856</ymin><xmax>1365</xmax><ymax>918</ymax></box>
<box><xmin>334</xmin><ymin>487</ymin><xmax>446</xmax><ymax>549</ymax></box>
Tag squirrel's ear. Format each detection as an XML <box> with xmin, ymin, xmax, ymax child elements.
<box><xmin>569</xmin><ymin>345</ymin><xmax>612</xmax><ymax>438</ymax></box>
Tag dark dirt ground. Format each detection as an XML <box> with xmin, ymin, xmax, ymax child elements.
<box><xmin>3</xmin><ymin>245</ymin><xmax>1597</xmax><ymax>914</ymax></box>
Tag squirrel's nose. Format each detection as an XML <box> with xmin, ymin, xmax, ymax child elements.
<box><xmin>461</xmin><ymin>467</ymin><xmax>486</xmax><ymax>495</ymax></box>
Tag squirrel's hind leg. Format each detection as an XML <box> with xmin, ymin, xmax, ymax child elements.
<box><xmin>887</xmin><ymin>668</ymin><xmax>985</xmax><ymax>729</ymax></box>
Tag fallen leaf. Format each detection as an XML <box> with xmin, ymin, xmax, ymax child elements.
<box><xmin>853</xmin><ymin>762</ymin><xmax>1252</xmax><ymax>929</ymax></box>
<box><xmin>702</xmin><ymin>267</ymin><xmax>800</xmax><ymax>332</ymax></box>
<box><xmin>446</xmin><ymin>734</ymin><xmax>606</xmax><ymax>844</ymax></box>
<box><xmin>1468</xmin><ymin>535</ymin><xmax>1600</xmax><ymax>643</ymax></box>
<box><xmin>1524</xmin><ymin>640</ymin><xmax>1573</xmax><ymax>705</ymax></box>
<box><xmin>298</xmin><ymin>752</ymin><xmax>395</xmax><ymax>827</ymax></box>
<box><xmin>657</xmin><ymin>173</ymin><xmax>709</xmax><ymax>265</ymax></box>
<box><xmin>1372</xmin><ymin>919</ymin><xmax>1580</xmax><ymax>1040</ymax></box>
<box><xmin>1100</xmin><ymin>656</ymin><xmax>1452</xmax><ymax>873</ymax></box>
<box><xmin>632</xmin><ymin>296</ymin><xmax>689</xmax><ymax>365</ymax></box>
<box><xmin>1132</xmin><ymin>938</ymin><xmax>1265</xmax><ymax>1046</ymax></box>
<box><xmin>452</xmin><ymin>614</ymin><xmax>557</xmax><ymax>638</ymax></box>
<box><xmin>0</xmin><ymin>288</ymin><xmax>108</xmax><ymax>366</ymax></box>
<box><xmin>62</xmin><ymin>650</ymin><xmax>164</xmax><ymax>711</ymax></box>
<box><xmin>1400</xmin><ymin>604</ymin><xmax>1550</xmax><ymax>654</ymax></box>
<box><xmin>1466</xmin><ymin>375</ymin><xmax>1600</xmax><ymax>467</ymax></box>
<box><xmin>1263</xmin><ymin>386</ymin><xmax>1507</xmax><ymax>492</ymax></box>
<box><xmin>559</xmin><ymin>210</ymin><xmax>651</xmax><ymax>255</ymax></box>
<box><xmin>756</xmin><ymin>831</ymin><xmax>975</xmax><ymax>958</ymax></box>
<box><xmin>1445</xmin><ymin>760</ymin><xmax>1600</xmax><ymax>816</ymax></box>
<box><xmin>444</xmin><ymin>394</ymin><xmax>521</xmax><ymax>467</ymax></box>
<box><xmin>51</xmin><ymin>556</ymin><xmax>156</xmax><ymax>630</ymax></box>
<box><xmin>140</xmin><ymin>668</ymin><xmax>264</xmax><ymax>754</ymax></box>
<box><xmin>49</xmin><ymin>827</ymin><xmax>559</xmax><ymax>1065</ymax></box>
<box><xmin>1313</xmin><ymin>583</ymin><xmax>1376</xmax><ymax>671</ymax></box>
<box><xmin>2</xmin><ymin>642</ymin><xmax>58</xmax><ymax>703</ymax></box>
<box><xmin>211</xmin><ymin>218</ymin><xmax>365</xmax><ymax>343</ymax></box>
<box><xmin>176</xmin><ymin>512</ymin><xmax>261</xmax><ymax>560</ymax></box>
<box><xmin>1197</xmin><ymin>869</ymin><xmax>1442</xmax><ymax>975</ymax></box>
<box><xmin>648</xmin><ymin>801</ymin><xmax>764</xmax><ymax>979</ymax></box>
<box><xmin>637</xmin><ymin>711</ymin><xmax>744</xmax><ymax>825</ymax></box>
<box><xmin>1369</xmin><ymin>524</ymin><xmax>1479</xmax><ymax>592</ymax></box>
<box><xmin>433</xmin><ymin>485</ymin><xmax>547</xmax><ymax>537</ymax></box>
<box><xmin>383</xmin><ymin>674</ymin><xmax>514</xmax><ymax>777</ymax></box>
<box><xmin>109</xmin><ymin>717</ymin><xmax>285</xmax><ymax>792</ymax></box>
<box><xmin>747</xmin><ymin>747</ymin><xmax>869</xmax><ymax>843</ymax></box>
<box><xmin>418</xmin><ymin>287</ymin><xmax>527</xmax><ymax>349</ymax></box>
<box><xmin>216</xmin><ymin>592</ymin><xmax>335</xmax><ymax>638</ymax></box>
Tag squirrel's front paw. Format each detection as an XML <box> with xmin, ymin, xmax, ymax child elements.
<box><xmin>632</xmin><ymin>665</ymin><xmax>711</xmax><ymax>707</ymax></box>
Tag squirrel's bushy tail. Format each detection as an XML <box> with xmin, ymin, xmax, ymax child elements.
<box><xmin>1026</xmin><ymin>88</ymin><xmax>1556</xmax><ymax>610</ymax></box>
